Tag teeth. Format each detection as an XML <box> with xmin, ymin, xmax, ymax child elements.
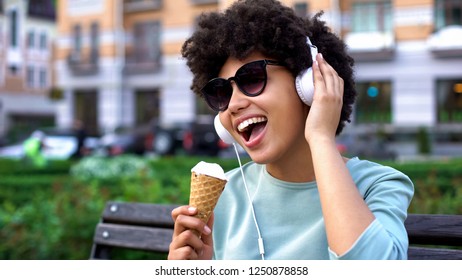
<box><xmin>237</xmin><ymin>117</ymin><xmax>267</xmax><ymax>132</ymax></box>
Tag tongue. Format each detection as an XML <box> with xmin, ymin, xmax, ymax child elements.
<box><xmin>249</xmin><ymin>123</ymin><xmax>266</xmax><ymax>142</ymax></box>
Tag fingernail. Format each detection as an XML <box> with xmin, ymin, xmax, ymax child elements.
<box><xmin>203</xmin><ymin>225</ymin><xmax>212</xmax><ymax>235</ymax></box>
<box><xmin>319</xmin><ymin>53</ymin><xmax>324</xmax><ymax>60</ymax></box>
<box><xmin>188</xmin><ymin>207</ymin><xmax>197</xmax><ymax>214</ymax></box>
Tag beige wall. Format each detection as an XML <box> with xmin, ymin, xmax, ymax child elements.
<box><xmin>394</xmin><ymin>0</ymin><xmax>433</xmax><ymax>7</ymax></box>
<box><xmin>58</xmin><ymin>0</ymin><xmax>116</xmax><ymax>33</ymax></box>
<box><xmin>395</xmin><ymin>25</ymin><xmax>433</xmax><ymax>40</ymax></box>
<box><xmin>57</xmin><ymin>0</ymin><xmax>116</xmax><ymax>60</ymax></box>
<box><xmin>56</xmin><ymin>0</ymin><xmax>221</xmax><ymax>59</ymax></box>
<box><xmin>221</xmin><ymin>0</ymin><xmax>318</xmax><ymax>10</ymax></box>
<box><xmin>54</xmin><ymin>0</ymin><xmax>440</xmax><ymax>60</ymax></box>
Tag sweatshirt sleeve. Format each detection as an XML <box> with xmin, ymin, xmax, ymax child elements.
<box><xmin>328</xmin><ymin>160</ymin><xmax>415</xmax><ymax>260</ymax></box>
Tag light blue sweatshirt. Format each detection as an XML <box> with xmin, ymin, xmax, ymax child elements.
<box><xmin>213</xmin><ymin>157</ymin><xmax>414</xmax><ymax>260</ymax></box>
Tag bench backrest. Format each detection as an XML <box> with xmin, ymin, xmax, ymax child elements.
<box><xmin>90</xmin><ymin>201</ymin><xmax>462</xmax><ymax>260</ymax></box>
<box><xmin>405</xmin><ymin>214</ymin><xmax>462</xmax><ymax>260</ymax></box>
<box><xmin>90</xmin><ymin>201</ymin><xmax>177</xmax><ymax>259</ymax></box>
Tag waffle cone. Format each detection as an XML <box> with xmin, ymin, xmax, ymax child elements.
<box><xmin>189</xmin><ymin>171</ymin><xmax>226</xmax><ymax>225</ymax></box>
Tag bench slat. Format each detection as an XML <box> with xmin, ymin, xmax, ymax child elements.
<box><xmin>405</xmin><ymin>214</ymin><xmax>462</xmax><ymax>246</ymax></box>
<box><xmin>102</xmin><ymin>201</ymin><xmax>177</xmax><ymax>227</ymax></box>
<box><xmin>93</xmin><ymin>223</ymin><xmax>173</xmax><ymax>253</ymax></box>
<box><xmin>408</xmin><ymin>247</ymin><xmax>462</xmax><ymax>260</ymax></box>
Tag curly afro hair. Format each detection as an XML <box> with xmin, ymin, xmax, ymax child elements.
<box><xmin>182</xmin><ymin>0</ymin><xmax>356</xmax><ymax>135</ymax></box>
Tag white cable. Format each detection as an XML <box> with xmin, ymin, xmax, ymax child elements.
<box><xmin>233</xmin><ymin>143</ymin><xmax>265</xmax><ymax>260</ymax></box>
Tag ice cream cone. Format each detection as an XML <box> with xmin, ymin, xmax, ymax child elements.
<box><xmin>189</xmin><ymin>171</ymin><xmax>227</xmax><ymax>225</ymax></box>
<box><xmin>189</xmin><ymin>161</ymin><xmax>227</xmax><ymax>237</ymax></box>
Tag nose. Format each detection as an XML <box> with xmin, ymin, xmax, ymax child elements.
<box><xmin>227</xmin><ymin>82</ymin><xmax>250</xmax><ymax>113</ymax></box>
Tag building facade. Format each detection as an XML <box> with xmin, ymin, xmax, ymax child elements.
<box><xmin>50</xmin><ymin>0</ymin><xmax>462</xmax><ymax>155</ymax></box>
<box><xmin>0</xmin><ymin>0</ymin><xmax>56</xmax><ymax>142</ymax></box>
<box><xmin>54</xmin><ymin>0</ymin><xmax>219</xmax><ymax>135</ymax></box>
<box><xmin>337</xmin><ymin>0</ymin><xmax>462</xmax><ymax>156</ymax></box>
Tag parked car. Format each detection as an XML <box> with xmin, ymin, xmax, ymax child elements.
<box><xmin>151</xmin><ymin>121</ymin><xmax>190</xmax><ymax>156</ymax></box>
<box><xmin>99</xmin><ymin>125</ymin><xmax>150</xmax><ymax>156</ymax></box>
<box><xmin>335</xmin><ymin>132</ymin><xmax>396</xmax><ymax>160</ymax></box>
<box><xmin>98</xmin><ymin>121</ymin><xmax>184</xmax><ymax>156</ymax></box>
<box><xmin>182</xmin><ymin>115</ymin><xmax>227</xmax><ymax>156</ymax></box>
<box><xmin>98</xmin><ymin>116</ymin><xmax>228</xmax><ymax>157</ymax></box>
<box><xmin>0</xmin><ymin>128</ymin><xmax>100</xmax><ymax>160</ymax></box>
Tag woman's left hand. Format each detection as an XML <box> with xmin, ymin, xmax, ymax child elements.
<box><xmin>304</xmin><ymin>53</ymin><xmax>344</xmax><ymax>145</ymax></box>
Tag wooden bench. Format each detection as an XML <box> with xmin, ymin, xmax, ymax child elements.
<box><xmin>90</xmin><ymin>201</ymin><xmax>178</xmax><ymax>259</ymax></box>
<box><xmin>405</xmin><ymin>214</ymin><xmax>462</xmax><ymax>260</ymax></box>
<box><xmin>90</xmin><ymin>201</ymin><xmax>462</xmax><ymax>260</ymax></box>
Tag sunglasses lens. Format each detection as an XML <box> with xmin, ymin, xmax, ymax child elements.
<box><xmin>202</xmin><ymin>79</ymin><xmax>232</xmax><ymax>111</ymax></box>
<box><xmin>201</xmin><ymin>60</ymin><xmax>271</xmax><ymax>111</ymax></box>
<box><xmin>237</xmin><ymin>61</ymin><xmax>266</xmax><ymax>95</ymax></box>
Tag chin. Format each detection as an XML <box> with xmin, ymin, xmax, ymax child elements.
<box><xmin>246</xmin><ymin>149</ymin><xmax>273</xmax><ymax>165</ymax></box>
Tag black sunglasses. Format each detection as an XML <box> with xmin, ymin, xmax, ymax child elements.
<box><xmin>201</xmin><ymin>59</ymin><xmax>284</xmax><ymax>111</ymax></box>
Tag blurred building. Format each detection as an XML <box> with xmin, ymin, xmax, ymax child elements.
<box><xmin>0</xmin><ymin>0</ymin><xmax>57</xmax><ymax>142</ymax></box>
<box><xmin>338</xmin><ymin>0</ymin><xmax>462</xmax><ymax>136</ymax></box>
<box><xmin>225</xmin><ymin>0</ymin><xmax>462</xmax><ymax>157</ymax></box>
<box><xmin>54</xmin><ymin>0</ymin><xmax>219</xmax><ymax>135</ymax></box>
<box><xmin>325</xmin><ymin>0</ymin><xmax>461</xmax><ymax>156</ymax></box>
<box><xmin>53</xmin><ymin>1</ymin><xmax>462</xmax><ymax>155</ymax></box>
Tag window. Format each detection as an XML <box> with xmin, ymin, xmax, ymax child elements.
<box><xmin>133</xmin><ymin>21</ymin><xmax>161</xmax><ymax>63</ymax></box>
<box><xmin>90</xmin><ymin>22</ymin><xmax>99</xmax><ymax>63</ymax></box>
<box><xmin>27</xmin><ymin>30</ymin><xmax>35</xmax><ymax>48</ymax></box>
<box><xmin>436</xmin><ymin>78</ymin><xmax>462</xmax><ymax>123</ymax></box>
<box><xmin>294</xmin><ymin>2</ymin><xmax>308</xmax><ymax>18</ymax></box>
<box><xmin>135</xmin><ymin>89</ymin><xmax>160</xmax><ymax>124</ymax></box>
<box><xmin>9</xmin><ymin>10</ymin><xmax>18</xmax><ymax>47</ymax></box>
<box><xmin>0</xmin><ymin>65</ymin><xmax>3</xmax><ymax>86</ymax></box>
<box><xmin>352</xmin><ymin>1</ymin><xmax>392</xmax><ymax>32</ymax></box>
<box><xmin>39</xmin><ymin>68</ymin><xmax>47</xmax><ymax>88</ymax></box>
<box><xmin>28</xmin><ymin>0</ymin><xmax>56</xmax><ymax>20</ymax></box>
<box><xmin>27</xmin><ymin>66</ymin><xmax>35</xmax><ymax>88</ymax></box>
<box><xmin>191</xmin><ymin>0</ymin><xmax>218</xmax><ymax>5</ymax></box>
<box><xmin>73</xmin><ymin>24</ymin><xmax>82</xmax><ymax>53</ymax></box>
<box><xmin>124</xmin><ymin>0</ymin><xmax>162</xmax><ymax>12</ymax></box>
<box><xmin>39</xmin><ymin>32</ymin><xmax>47</xmax><ymax>50</ymax></box>
<box><xmin>355</xmin><ymin>81</ymin><xmax>392</xmax><ymax>124</ymax></box>
<box><xmin>435</xmin><ymin>0</ymin><xmax>462</xmax><ymax>31</ymax></box>
<box><xmin>0</xmin><ymin>23</ymin><xmax>3</xmax><ymax>47</ymax></box>
<box><xmin>9</xmin><ymin>65</ymin><xmax>20</xmax><ymax>75</ymax></box>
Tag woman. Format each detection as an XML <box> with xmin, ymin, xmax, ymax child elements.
<box><xmin>169</xmin><ymin>0</ymin><xmax>414</xmax><ymax>260</ymax></box>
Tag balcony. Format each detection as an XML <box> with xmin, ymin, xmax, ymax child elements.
<box><xmin>191</xmin><ymin>0</ymin><xmax>218</xmax><ymax>5</ymax></box>
<box><xmin>123</xmin><ymin>55</ymin><xmax>161</xmax><ymax>75</ymax></box>
<box><xmin>67</xmin><ymin>50</ymin><xmax>99</xmax><ymax>76</ymax></box>
<box><xmin>344</xmin><ymin>31</ymin><xmax>395</xmax><ymax>61</ymax></box>
<box><xmin>124</xmin><ymin>0</ymin><xmax>162</xmax><ymax>13</ymax></box>
<box><xmin>427</xmin><ymin>25</ymin><xmax>462</xmax><ymax>58</ymax></box>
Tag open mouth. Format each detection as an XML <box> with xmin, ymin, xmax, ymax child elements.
<box><xmin>237</xmin><ymin>117</ymin><xmax>267</xmax><ymax>142</ymax></box>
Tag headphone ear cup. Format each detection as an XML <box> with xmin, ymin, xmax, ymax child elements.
<box><xmin>295</xmin><ymin>68</ymin><xmax>314</xmax><ymax>106</ymax></box>
<box><xmin>214</xmin><ymin>115</ymin><xmax>235</xmax><ymax>144</ymax></box>
<box><xmin>295</xmin><ymin>37</ymin><xmax>318</xmax><ymax>106</ymax></box>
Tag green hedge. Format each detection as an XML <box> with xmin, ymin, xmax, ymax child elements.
<box><xmin>0</xmin><ymin>156</ymin><xmax>461</xmax><ymax>259</ymax></box>
<box><xmin>0</xmin><ymin>155</ymin><xmax>242</xmax><ymax>259</ymax></box>
<box><xmin>388</xmin><ymin>158</ymin><xmax>462</xmax><ymax>214</ymax></box>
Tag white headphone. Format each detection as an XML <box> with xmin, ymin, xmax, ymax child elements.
<box><xmin>214</xmin><ymin>114</ymin><xmax>235</xmax><ymax>144</ymax></box>
<box><xmin>214</xmin><ymin>36</ymin><xmax>318</xmax><ymax>144</ymax></box>
<box><xmin>295</xmin><ymin>37</ymin><xmax>318</xmax><ymax>106</ymax></box>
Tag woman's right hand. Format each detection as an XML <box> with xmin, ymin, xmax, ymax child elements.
<box><xmin>168</xmin><ymin>205</ymin><xmax>214</xmax><ymax>260</ymax></box>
